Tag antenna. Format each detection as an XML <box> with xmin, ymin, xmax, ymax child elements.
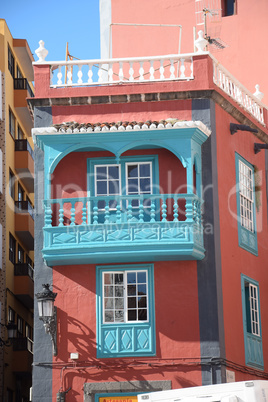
<box><xmin>195</xmin><ymin>0</ymin><xmax>228</xmax><ymax>50</ymax></box>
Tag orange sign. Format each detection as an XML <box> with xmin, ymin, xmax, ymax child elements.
<box><xmin>99</xmin><ymin>396</ymin><xmax>138</xmax><ymax>402</ymax></box>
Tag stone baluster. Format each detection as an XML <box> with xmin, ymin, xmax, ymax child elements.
<box><xmin>150</xmin><ymin>199</ymin><xmax>156</xmax><ymax>223</ymax></box>
<box><xmin>139</xmin><ymin>201</ymin><xmax>144</xmax><ymax>223</ymax></box>
<box><xmin>185</xmin><ymin>197</ymin><xmax>193</xmax><ymax>222</ymax></box>
<box><xmin>104</xmin><ymin>202</ymin><xmax>110</xmax><ymax>224</ymax></box>
<box><xmin>67</xmin><ymin>65</ymin><xmax>72</xmax><ymax>85</ymax></box>
<box><xmin>116</xmin><ymin>202</ymin><xmax>121</xmax><ymax>223</ymax></box>
<box><xmin>82</xmin><ymin>201</ymin><xmax>87</xmax><ymax>224</ymax></box>
<box><xmin>149</xmin><ymin>60</ymin><xmax>155</xmax><ymax>80</ymax></box>
<box><xmin>58</xmin><ymin>201</ymin><xmax>64</xmax><ymax>227</ymax></box>
<box><xmin>170</xmin><ymin>59</ymin><xmax>175</xmax><ymax>79</ymax></box>
<box><xmin>161</xmin><ymin>197</ymin><xmax>167</xmax><ymax>222</ymax></box>
<box><xmin>57</xmin><ymin>66</ymin><xmax>63</xmax><ymax>86</ymax></box>
<box><xmin>190</xmin><ymin>57</ymin><xmax>194</xmax><ymax>79</ymax></box>
<box><xmin>160</xmin><ymin>59</ymin><xmax>165</xmax><ymax>80</ymax></box>
<box><xmin>98</xmin><ymin>64</ymin><xmax>103</xmax><ymax>83</ymax></box>
<box><xmin>70</xmin><ymin>202</ymin><xmax>76</xmax><ymax>226</ymax></box>
<box><xmin>139</xmin><ymin>62</ymin><xmax>144</xmax><ymax>81</ymax></box>
<box><xmin>108</xmin><ymin>63</ymin><xmax>113</xmax><ymax>82</ymax></box>
<box><xmin>119</xmin><ymin>62</ymin><xmax>124</xmax><ymax>82</ymax></box>
<box><xmin>77</xmin><ymin>65</ymin><xmax>83</xmax><ymax>85</ymax></box>
<box><xmin>44</xmin><ymin>203</ymin><xmax>52</xmax><ymax>227</ymax></box>
<box><xmin>88</xmin><ymin>64</ymin><xmax>93</xmax><ymax>84</ymax></box>
<box><xmin>173</xmin><ymin>198</ymin><xmax>178</xmax><ymax>222</ymax></box>
<box><xmin>129</xmin><ymin>62</ymin><xmax>134</xmax><ymax>81</ymax></box>
<box><xmin>93</xmin><ymin>203</ymin><xmax>98</xmax><ymax>225</ymax></box>
<box><xmin>179</xmin><ymin>59</ymin><xmax>185</xmax><ymax>79</ymax></box>
<box><xmin>127</xmin><ymin>202</ymin><xmax>133</xmax><ymax>221</ymax></box>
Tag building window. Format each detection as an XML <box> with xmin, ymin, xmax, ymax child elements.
<box><xmin>8</xmin><ymin>307</ymin><xmax>15</xmax><ymax>323</ymax></box>
<box><xmin>17</xmin><ymin>124</ymin><xmax>24</xmax><ymax>140</ymax></box>
<box><xmin>26</xmin><ymin>254</ymin><xmax>33</xmax><ymax>267</ymax></box>
<box><xmin>25</xmin><ymin>323</ymin><xmax>32</xmax><ymax>339</ymax></box>
<box><xmin>235</xmin><ymin>153</ymin><xmax>257</xmax><ymax>255</ymax></box>
<box><xmin>18</xmin><ymin>182</ymin><xmax>24</xmax><ymax>202</ymax></box>
<box><xmin>8</xmin><ymin>45</ymin><xmax>15</xmax><ymax>77</ymax></box>
<box><xmin>9</xmin><ymin>170</ymin><xmax>15</xmax><ymax>200</ymax></box>
<box><xmin>17</xmin><ymin>315</ymin><xmax>23</xmax><ymax>338</ymax></box>
<box><xmin>97</xmin><ymin>264</ymin><xmax>155</xmax><ymax>358</ymax></box>
<box><xmin>222</xmin><ymin>0</ymin><xmax>237</xmax><ymax>16</ymax></box>
<box><xmin>18</xmin><ymin>244</ymin><xmax>24</xmax><ymax>263</ymax></box>
<box><xmin>17</xmin><ymin>65</ymin><xmax>23</xmax><ymax>79</ymax></box>
<box><xmin>88</xmin><ymin>156</ymin><xmax>157</xmax><ymax>222</ymax></box>
<box><xmin>9</xmin><ymin>109</ymin><xmax>15</xmax><ymax>139</ymax></box>
<box><xmin>9</xmin><ymin>233</ymin><xmax>16</xmax><ymax>264</ymax></box>
<box><xmin>241</xmin><ymin>275</ymin><xmax>263</xmax><ymax>369</ymax></box>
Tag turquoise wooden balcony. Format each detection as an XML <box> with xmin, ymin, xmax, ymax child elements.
<box><xmin>42</xmin><ymin>193</ymin><xmax>204</xmax><ymax>266</ymax></box>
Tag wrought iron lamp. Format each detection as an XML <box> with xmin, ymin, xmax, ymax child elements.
<box><xmin>36</xmin><ymin>283</ymin><xmax>58</xmax><ymax>356</ymax></box>
<box><xmin>0</xmin><ymin>322</ymin><xmax>17</xmax><ymax>347</ymax></box>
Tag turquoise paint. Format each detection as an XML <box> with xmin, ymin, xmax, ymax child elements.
<box><xmin>42</xmin><ymin>193</ymin><xmax>204</xmax><ymax>265</ymax></box>
<box><xmin>96</xmin><ymin>264</ymin><xmax>155</xmax><ymax>358</ymax></box>
<box><xmin>235</xmin><ymin>153</ymin><xmax>258</xmax><ymax>256</ymax></box>
<box><xmin>241</xmin><ymin>274</ymin><xmax>263</xmax><ymax>369</ymax></box>
<box><xmin>35</xmin><ymin>127</ymin><xmax>209</xmax><ymax>199</ymax></box>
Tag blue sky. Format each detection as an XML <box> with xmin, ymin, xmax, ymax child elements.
<box><xmin>1</xmin><ymin>0</ymin><xmax>101</xmax><ymax>62</ymax></box>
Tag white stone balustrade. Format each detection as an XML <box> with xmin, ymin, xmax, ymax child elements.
<box><xmin>47</xmin><ymin>54</ymin><xmax>194</xmax><ymax>87</ymax></box>
<box><xmin>211</xmin><ymin>55</ymin><xmax>265</xmax><ymax>126</ymax></box>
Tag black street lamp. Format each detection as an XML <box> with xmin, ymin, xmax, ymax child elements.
<box><xmin>36</xmin><ymin>283</ymin><xmax>58</xmax><ymax>356</ymax></box>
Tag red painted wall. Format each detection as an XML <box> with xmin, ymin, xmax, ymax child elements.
<box><xmin>214</xmin><ymin>104</ymin><xmax>268</xmax><ymax>373</ymax></box>
<box><xmin>108</xmin><ymin>0</ymin><xmax>268</xmax><ymax>103</ymax></box>
<box><xmin>52</xmin><ymin>259</ymin><xmax>202</xmax><ymax>398</ymax></box>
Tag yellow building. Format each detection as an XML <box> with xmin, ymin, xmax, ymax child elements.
<box><xmin>0</xmin><ymin>19</ymin><xmax>34</xmax><ymax>402</ymax></box>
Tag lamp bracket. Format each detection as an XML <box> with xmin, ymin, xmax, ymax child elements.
<box><xmin>230</xmin><ymin>123</ymin><xmax>258</xmax><ymax>135</ymax></box>
<box><xmin>40</xmin><ymin>306</ymin><xmax>57</xmax><ymax>356</ymax></box>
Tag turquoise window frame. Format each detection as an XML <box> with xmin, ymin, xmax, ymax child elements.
<box><xmin>96</xmin><ymin>264</ymin><xmax>156</xmax><ymax>358</ymax></box>
<box><xmin>87</xmin><ymin>155</ymin><xmax>159</xmax><ymax>197</ymax></box>
<box><xmin>235</xmin><ymin>153</ymin><xmax>258</xmax><ymax>255</ymax></box>
<box><xmin>241</xmin><ymin>274</ymin><xmax>263</xmax><ymax>370</ymax></box>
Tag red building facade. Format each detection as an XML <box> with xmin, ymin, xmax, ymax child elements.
<box><xmin>29</xmin><ymin>44</ymin><xmax>268</xmax><ymax>401</ymax></box>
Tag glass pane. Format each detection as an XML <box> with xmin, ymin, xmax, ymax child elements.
<box><xmin>128</xmin><ymin>297</ymin><xmax>136</xmax><ymax>308</ymax></box>
<box><xmin>104</xmin><ymin>286</ymin><xmax>113</xmax><ymax>297</ymax></box>
<box><xmin>140</xmin><ymin>178</ymin><xmax>151</xmax><ymax>192</ymax></box>
<box><xmin>105</xmin><ymin>310</ymin><xmax>114</xmax><ymax>322</ymax></box>
<box><xmin>127</xmin><ymin>272</ymin><xmax>136</xmax><ymax>284</ymax></box>
<box><xmin>97</xmin><ymin>181</ymin><xmax>107</xmax><ymax>196</ymax></box>
<box><xmin>96</xmin><ymin>166</ymin><xmax>107</xmax><ymax>180</ymax></box>
<box><xmin>115</xmin><ymin>285</ymin><xmax>123</xmax><ymax>297</ymax></box>
<box><xmin>128</xmin><ymin>310</ymin><xmax>137</xmax><ymax>321</ymax></box>
<box><xmin>138</xmin><ymin>309</ymin><xmax>147</xmax><ymax>320</ymax></box>
<box><xmin>128</xmin><ymin>165</ymin><xmax>138</xmax><ymax>178</ymax></box>
<box><xmin>140</xmin><ymin>163</ymin><xmax>151</xmax><ymax>177</ymax></box>
<box><xmin>115</xmin><ymin>298</ymin><xmax>124</xmax><ymax>309</ymax></box>
<box><xmin>104</xmin><ymin>273</ymin><xmax>113</xmax><ymax>284</ymax></box>
<box><xmin>138</xmin><ymin>284</ymin><xmax>147</xmax><ymax>295</ymax></box>
<box><xmin>127</xmin><ymin>284</ymin><xmax>136</xmax><ymax>296</ymax></box>
<box><xmin>137</xmin><ymin>271</ymin><xmax>146</xmax><ymax>283</ymax></box>
<box><xmin>115</xmin><ymin>310</ymin><xmax>124</xmax><ymax>322</ymax></box>
<box><xmin>108</xmin><ymin>166</ymin><xmax>119</xmax><ymax>180</ymax></box>
<box><xmin>104</xmin><ymin>297</ymin><xmax>114</xmax><ymax>309</ymax></box>
<box><xmin>128</xmin><ymin>179</ymin><xmax>139</xmax><ymax>193</ymax></box>
<box><xmin>138</xmin><ymin>296</ymin><xmax>147</xmax><ymax>308</ymax></box>
<box><xmin>109</xmin><ymin>180</ymin><xmax>120</xmax><ymax>195</ymax></box>
<box><xmin>114</xmin><ymin>273</ymin><xmax>123</xmax><ymax>284</ymax></box>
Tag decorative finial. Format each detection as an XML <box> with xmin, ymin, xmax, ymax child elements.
<box><xmin>254</xmin><ymin>84</ymin><xmax>264</xmax><ymax>101</ymax></box>
<box><xmin>194</xmin><ymin>30</ymin><xmax>207</xmax><ymax>53</ymax></box>
<box><xmin>35</xmin><ymin>40</ymin><xmax>48</xmax><ymax>62</ymax></box>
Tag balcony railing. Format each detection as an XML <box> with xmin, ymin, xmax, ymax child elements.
<box><xmin>14</xmin><ymin>263</ymin><xmax>34</xmax><ymax>280</ymax></box>
<box><xmin>15</xmin><ymin>200</ymin><xmax>34</xmax><ymax>219</ymax></box>
<box><xmin>15</xmin><ymin>139</ymin><xmax>34</xmax><ymax>160</ymax></box>
<box><xmin>42</xmin><ymin>193</ymin><xmax>204</xmax><ymax>265</ymax></box>
<box><xmin>14</xmin><ymin>78</ymin><xmax>34</xmax><ymax>98</ymax></box>
<box><xmin>49</xmin><ymin>53</ymin><xmax>194</xmax><ymax>87</ymax></box>
<box><xmin>211</xmin><ymin>55</ymin><xmax>265</xmax><ymax>125</ymax></box>
<box><xmin>13</xmin><ymin>337</ymin><xmax>33</xmax><ymax>354</ymax></box>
